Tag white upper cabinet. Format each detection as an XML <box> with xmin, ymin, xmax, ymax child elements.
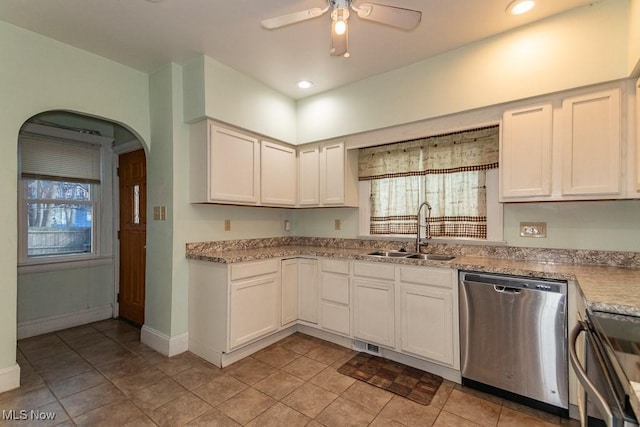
<box><xmin>561</xmin><ymin>89</ymin><xmax>621</xmax><ymax>197</ymax></box>
<box><xmin>297</xmin><ymin>142</ymin><xmax>358</xmax><ymax>207</ymax></box>
<box><xmin>298</xmin><ymin>146</ymin><xmax>320</xmax><ymax>206</ymax></box>
<box><xmin>499</xmin><ymin>85</ymin><xmax>625</xmax><ymax>202</ymax></box>
<box><xmin>500</xmin><ymin>103</ymin><xmax>553</xmax><ymax>200</ymax></box>
<box><xmin>190</xmin><ymin>120</ymin><xmax>296</xmax><ymax>206</ymax></box>
<box><xmin>261</xmin><ymin>141</ymin><xmax>297</xmax><ymax>206</ymax></box>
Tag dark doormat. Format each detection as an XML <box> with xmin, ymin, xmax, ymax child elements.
<box><xmin>337</xmin><ymin>353</ymin><xmax>443</xmax><ymax>405</ymax></box>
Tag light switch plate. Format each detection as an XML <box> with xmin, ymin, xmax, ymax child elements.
<box><xmin>520</xmin><ymin>222</ymin><xmax>547</xmax><ymax>238</ymax></box>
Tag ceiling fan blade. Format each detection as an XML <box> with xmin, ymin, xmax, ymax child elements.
<box><xmin>261</xmin><ymin>7</ymin><xmax>328</xmax><ymax>29</ymax></box>
<box><xmin>330</xmin><ymin>26</ymin><xmax>348</xmax><ymax>57</ymax></box>
<box><xmin>354</xmin><ymin>3</ymin><xmax>421</xmax><ymax>30</ymax></box>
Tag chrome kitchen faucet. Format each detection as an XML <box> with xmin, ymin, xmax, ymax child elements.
<box><xmin>416</xmin><ymin>201</ymin><xmax>432</xmax><ymax>253</ymax></box>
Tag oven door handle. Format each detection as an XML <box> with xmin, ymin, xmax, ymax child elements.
<box><xmin>569</xmin><ymin>321</ymin><xmax>615</xmax><ymax>427</ymax></box>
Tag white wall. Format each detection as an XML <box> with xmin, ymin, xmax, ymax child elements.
<box><xmin>183</xmin><ymin>56</ymin><xmax>297</xmax><ymax>144</ymax></box>
<box><xmin>296</xmin><ymin>0</ymin><xmax>629</xmax><ymax>143</ymax></box>
<box><xmin>0</xmin><ymin>20</ymin><xmax>150</xmax><ymax>387</ymax></box>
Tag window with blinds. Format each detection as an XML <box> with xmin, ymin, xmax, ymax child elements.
<box><xmin>19</xmin><ymin>134</ymin><xmax>101</xmax><ymax>259</ymax></box>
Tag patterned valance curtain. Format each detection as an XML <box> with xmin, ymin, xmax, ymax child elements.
<box><xmin>359</xmin><ymin>125</ymin><xmax>499</xmax><ymax>238</ymax></box>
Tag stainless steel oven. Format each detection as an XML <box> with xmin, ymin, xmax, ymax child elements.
<box><xmin>570</xmin><ymin>312</ymin><xmax>639</xmax><ymax>427</ymax></box>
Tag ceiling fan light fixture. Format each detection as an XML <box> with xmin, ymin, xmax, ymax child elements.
<box><xmin>506</xmin><ymin>0</ymin><xmax>535</xmax><ymax>15</ymax></box>
<box><xmin>331</xmin><ymin>8</ymin><xmax>349</xmax><ymax>35</ymax></box>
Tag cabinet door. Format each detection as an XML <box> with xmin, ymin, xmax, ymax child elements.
<box><xmin>319</xmin><ymin>271</ymin><xmax>350</xmax><ymax>335</ymax></box>
<box><xmin>281</xmin><ymin>259</ymin><xmax>299</xmax><ymax>327</ymax></box>
<box><xmin>299</xmin><ymin>146</ymin><xmax>320</xmax><ymax>206</ymax></box>
<box><xmin>400</xmin><ymin>284</ymin><xmax>454</xmax><ymax>366</ymax></box>
<box><xmin>229</xmin><ymin>275</ymin><xmax>279</xmax><ymax>349</ymax></box>
<box><xmin>298</xmin><ymin>258</ymin><xmax>319</xmax><ymax>324</ymax></box>
<box><xmin>561</xmin><ymin>89</ymin><xmax>621</xmax><ymax>196</ymax></box>
<box><xmin>320</xmin><ymin>142</ymin><xmax>345</xmax><ymax>205</ymax></box>
<box><xmin>500</xmin><ymin>104</ymin><xmax>553</xmax><ymax>200</ymax></box>
<box><xmin>353</xmin><ymin>279</ymin><xmax>395</xmax><ymax>348</ymax></box>
<box><xmin>209</xmin><ymin>125</ymin><xmax>260</xmax><ymax>203</ymax></box>
<box><xmin>261</xmin><ymin>141</ymin><xmax>296</xmax><ymax>206</ymax></box>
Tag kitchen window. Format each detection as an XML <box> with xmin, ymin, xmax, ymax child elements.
<box><xmin>358</xmin><ymin>125</ymin><xmax>502</xmax><ymax>241</ymax></box>
<box><xmin>18</xmin><ymin>132</ymin><xmax>103</xmax><ymax>263</ymax></box>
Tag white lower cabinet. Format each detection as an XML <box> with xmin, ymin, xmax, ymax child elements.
<box><xmin>319</xmin><ymin>258</ymin><xmax>351</xmax><ymax>336</ymax></box>
<box><xmin>398</xmin><ymin>266</ymin><xmax>459</xmax><ymax>369</ymax></box>
<box><xmin>281</xmin><ymin>259</ymin><xmax>299</xmax><ymax>327</ymax></box>
<box><xmin>352</xmin><ymin>261</ymin><xmax>396</xmax><ymax>348</ymax></box>
<box><xmin>229</xmin><ymin>274</ymin><xmax>279</xmax><ymax>349</ymax></box>
<box><xmin>298</xmin><ymin>258</ymin><xmax>319</xmax><ymax>324</ymax></box>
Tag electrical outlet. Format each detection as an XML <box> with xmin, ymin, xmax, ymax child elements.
<box><xmin>284</xmin><ymin>220</ymin><xmax>291</xmax><ymax>231</ymax></box>
<box><xmin>224</xmin><ymin>219</ymin><xmax>231</xmax><ymax>231</ymax></box>
<box><xmin>334</xmin><ymin>219</ymin><xmax>341</xmax><ymax>230</ymax></box>
<box><xmin>520</xmin><ymin>222</ymin><xmax>547</xmax><ymax>238</ymax></box>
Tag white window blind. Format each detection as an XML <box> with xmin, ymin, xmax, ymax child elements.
<box><xmin>20</xmin><ymin>135</ymin><xmax>101</xmax><ymax>183</ymax></box>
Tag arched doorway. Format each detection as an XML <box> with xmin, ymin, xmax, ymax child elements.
<box><xmin>17</xmin><ymin>111</ymin><xmax>147</xmax><ymax>338</ymax></box>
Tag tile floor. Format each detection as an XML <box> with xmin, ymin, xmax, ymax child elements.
<box><xmin>1</xmin><ymin>319</ymin><xmax>579</xmax><ymax>426</ymax></box>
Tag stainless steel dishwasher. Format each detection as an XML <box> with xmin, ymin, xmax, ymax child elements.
<box><xmin>459</xmin><ymin>271</ymin><xmax>569</xmax><ymax>416</ymax></box>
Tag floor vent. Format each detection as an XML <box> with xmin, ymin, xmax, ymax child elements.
<box><xmin>352</xmin><ymin>340</ymin><xmax>381</xmax><ymax>356</ymax></box>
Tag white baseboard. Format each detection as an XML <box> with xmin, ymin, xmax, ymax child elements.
<box><xmin>17</xmin><ymin>305</ymin><xmax>113</xmax><ymax>340</ymax></box>
<box><xmin>141</xmin><ymin>325</ymin><xmax>189</xmax><ymax>357</ymax></box>
<box><xmin>0</xmin><ymin>364</ymin><xmax>20</xmax><ymax>394</ymax></box>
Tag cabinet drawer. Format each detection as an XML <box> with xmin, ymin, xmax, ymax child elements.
<box><xmin>230</xmin><ymin>259</ymin><xmax>279</xmax><ymax>281</ymax></box>
<box><xmin>399</xmin><ymin>266</ymin><xmax>455</xmax><ymax>289</ymax></box>
<box><xmin>353</xmin><ymin>262</ymin><xmax>395</xmax><ymax>280</ymax></box>
<box><xmin>321</xmin><ymin>258</ymin><xmax>350</xmax><ymax>275</ymax></box>
<box><xmin>320</xmin><ymin>273</ymin><xmax>349</xmax><ymax>304</ymax></box>
<box><xmin>320</xmin><ymin>302</ymin><xmax>350</xmax><ymax>336</ymax></box>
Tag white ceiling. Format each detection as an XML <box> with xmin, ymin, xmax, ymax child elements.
<box><xmin>0</xmin><ymin>0</ymin><xmax>598</xmax><ymax>99</ymax></box>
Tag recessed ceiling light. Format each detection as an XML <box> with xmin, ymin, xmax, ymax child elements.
<box><xmin>506</xmin><ymin>0</ymin><xmax>535</xmax><ymax>15</ymax></box>
<box><xmin>297</xmin><ymin>80</ymin><xmax>313</xmax><ymax>89</ymax></box>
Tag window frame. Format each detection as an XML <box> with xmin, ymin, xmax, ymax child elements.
<box><xmin>17</xmin><ymin>122</ymin><xmax>114</xmax><ymax>269</ymax></box>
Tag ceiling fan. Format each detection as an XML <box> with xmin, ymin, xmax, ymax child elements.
<box><xmin>261</xmin><ymin>0</ymin><xmax>422</xmax><ymax>57</ymax></box>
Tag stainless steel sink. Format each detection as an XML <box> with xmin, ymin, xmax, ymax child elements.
<box><xmin>367</xmin><ymin>250</ymin><xmax>411</xmax><ymax>257</ymax></box>
<box><xmin>406</xmin><ymin>253</ymin><xmax>456</xmax><ymax>261</ymax></box>
<box><xmin>367</xmin><ymin>251</ymin><xmax>455</xmax><ymax>261</ymax></box>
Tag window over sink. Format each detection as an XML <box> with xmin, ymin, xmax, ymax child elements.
<box><xmin>358</xmin><ymin>125</ymin><xmax>503</xmax><ymax>242</ymax></box>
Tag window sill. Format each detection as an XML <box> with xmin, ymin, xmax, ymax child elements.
<box><xmin>18</xmin><ymin>256</ymin><xmax>113</xmax><ymax>274</ymax></box>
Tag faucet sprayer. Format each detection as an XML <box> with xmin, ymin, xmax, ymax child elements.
<box><xmin>416</xmin><ymin>201</ymin><xmax>432</xmax><ymax>253</ymax></box>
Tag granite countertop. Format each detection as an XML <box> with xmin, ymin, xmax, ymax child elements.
<box><xmin>186</xmin><ymin>243</ymin><xmax>640</xmax><ymax>317</ymax></box>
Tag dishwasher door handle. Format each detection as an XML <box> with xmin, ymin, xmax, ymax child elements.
<box><xmin>493</xmin><ymin>285</ymin><xmax>521</xmax><ymax>294</ymax></box>
<box><xmin>569</xmin><ymin>321</ymin><xmax>614</xmax><ymax>427</ymax></box>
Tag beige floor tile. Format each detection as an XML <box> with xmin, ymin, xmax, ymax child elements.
<box><xmin>59</xmin><ymin>382</ymin><xmax>125</xmax><ymax>417</ymax></box>
<box><xmin>246</xmin><ymin>401</ymin><xmax>311</xmax><ymax>427</ymax></box>
<box><xmin>443</xmin><ymin>389</ymin><xmax>502</xmax><ymax>427</ymax></box>
<box><xmin>379</xmin><ymin>395</ymin><xmax>441</xmax><ymax>427</ymax></box>
<box><xmin>281</xmin><ymin>382</ymin><xmax>338</xmax><ymax>418</ymax></box>
<box><xmin>0</xmin><ymin>385</ymin><xmax>56</xmax><ymax>410</ymax></box>
<box><xmin>501</xmin><ymin>399</ymin><xmax>562</xmax><ymax>424</ymax></box>
<box><xmin>192</xmin><ymin>374</ymin><xmax>247</xmax><ymax>406</ymax></box>
<box><xmin>309</xmin><ymin>366</ymin><xmax>356</xmax><ymax>394</ymax></box>
<box><xmin>281</xmin><ymin>356</ymin><xmax>327</xmax><ymax>381</ymax></box>
<box><xmin>278</xmin><ymin>333</ymin><xmax>321</xmax><ymax>355</ymax></box>
<box><xmin>61</xmin><ymin>331</ymin><xmax>112</xmax><ymax>350</ymax></box>
<box><xmin>18</xmin><ymin>367</ymin><xmax>45</xmax><ymax>392</ymax></box>
<box><xmin>341</xmin><ymin>380</ymin><xmax>395</xmax><ymax>413</ymax></box>
<box><xmin>0</xmin><ymin>400</ymin><xmax>70</xmax><ymax>427</ymax></box>
<box><xmin>305</xmin><ymin>344</ymin><xmax>350</xmax><ymax>365</ymax></box>
<box><xmin>76</xmin><ymin>339</ymin><xmax>138</xmax><ymax>368</ymax></box>
<box><xmin>130</xmin><ymin>378</ymin><xmax>188</xmax><ymax>413</ymax></box>
<box><xmin>97</xmin><ymin>356</ymin><xmax>148</xmax><ymax>380</ymax></box>
<box><xmin>48</xmin><ymin>369</ymin><xmax>107</xmax><ymax>399</ymax></box>
<box><xmin>172</xmin><ymin>361</ymin><xmax>224</xmax><ymax>390</ymax></box>
<box><xmin>186</xmin><ymin>408</ymin><xmax>241</xmax><ymax>426</ymax></box>
<box><xmin>73</xmin><ymin>399</ymin><xmax>147</xmax><ymax>427</ymax></box>
<box><xmin>369</xmin><ymin>415</ymin><xmax>407</xmax><ymax>427</ymax></box>
<box><xmin>430</xmin><ymin>379</ymin><xmax>455</xmax><ymax>408</ymax></box>
<box><xmin>150</xmin><ymin>392</ymin><xmax>212</xmax><ymax>426</ymax></box>
<box><xmin>225</xmin><ymin>357</ymin><xmax>274</xmax><ymax>385</ymax></box>
<box><xmin>153</xmin><ymin>352</ymin><xmax>201</xmax><ymax>377</ymax></box>
<box><xmin>498</xmin><ymin>406</ymin><xmax>560</xmax><ymax>427</ymax></box>
<box><xmin>252</xmin><ymin>345</ymin><xmax>300</xmax><ymax>368</ymax></box>
<box><xmin>18</xmin><ymin>335</ymin><xmax>71</xmax><ymax>362</ymax></box>
<box><xmin>90</xmin><ymin>319</ymin><xmax>123</xmax><ymax>331</ymax></box>
<box><xmin>254</xmin><ymin>369</ymin><xmax>305</xmax><ymax>400</ymax></box>
<box><xmin>315</xmin><ymin>396</ymin><xmax>377</xmax><ymax>427</ymax></box>
<box><xmin>56</xmin><ymin>325</ymin><xmax>98</xmax><ymax>343</ymax></box>
<box><xmin>434</xmin><ymin>410</ymin><xmax>482</xmax><ymax>426</ymax></box>
<box><xmin>454</xmin><ymin>384</ymin><xmax>504</xmax><ymax>405</ymax></box>
<box><xmin>217</xmin><ymin>387</ymin><xmax>276</xmax><ymax>425</ymax></box>
<box><xmin>111</xmin><ymin>365</ymin><xmax>167</xmax><ymax>396</ymax></box>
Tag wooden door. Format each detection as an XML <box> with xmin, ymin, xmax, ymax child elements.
<box><xmin>119</xmin><ymin>149</ymin><xmax>146</xmax><ymax>325</ymax></box>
